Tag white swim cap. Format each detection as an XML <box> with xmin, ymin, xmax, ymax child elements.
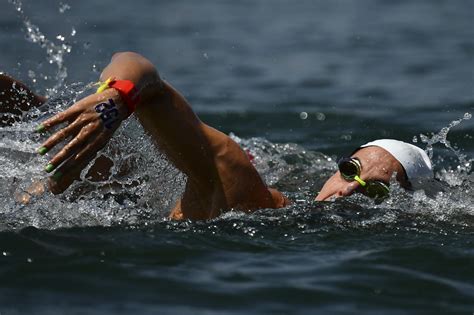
<box><xmin>360</xmin><ymin>139</ymin><xmax>433</xmax><ymax>190</ymax></box>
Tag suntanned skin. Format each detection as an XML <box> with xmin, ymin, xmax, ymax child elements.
<box><xmin>315</xmin><ymin>146</ymin><xmax>408</xmax><ymax>201</ymax></box>
<box><xmin>1</xmin><ymin>52</ymin><xmax>288</xmax><ymax>220</ymax></box>
<box><xmin>134</xmin><ymin>80</ymin><xmax>287</xmax><ymax>219</ymax></box>
<box><xmin>1</xmin><ymin>52</ymin><xmax>408</xmax><ymax>219</ymax></box>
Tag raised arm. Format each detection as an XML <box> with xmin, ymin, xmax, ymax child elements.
<box><xmin>101</xmin><ymin>52</ymin><xmax>223</xmax><ymax>185</ymax></box>
<box><xmin>39</xmin><ymin>52</ymin><xmax>287</xmax><ymax>219</ymax></box>
<box><xmin>40</xmin><ymin>52</ymin><xmax>218</xmax><ymax>192</ymax></box>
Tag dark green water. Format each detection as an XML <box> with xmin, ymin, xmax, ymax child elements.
<box><xmin>0</xmin><ymin>0</ymin><xmax>473</xmax><ymax>314</ymax></box>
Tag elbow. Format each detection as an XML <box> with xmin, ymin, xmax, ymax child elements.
<box><xmin>110</xmin><ymin>51</ymin><xmax>162</xmax><ymax>87</ymax></box>
<box><xmin>111</xmin><ymin>51</ymin><xmax>144</xmax><ymax>61</ymax></box>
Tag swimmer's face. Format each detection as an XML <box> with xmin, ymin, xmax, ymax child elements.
<box><xmin>315</xmin><ymin>146</ymin><xmax>409</xmax><ymax>201</ymax></box>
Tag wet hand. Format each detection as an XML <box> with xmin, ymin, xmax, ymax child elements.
<box><xmin>315</xmin><ymin>171</ymin><xmax>361</xmax><ymax>201</ymax></box>
<box><xmin>36</xmin><ymin>88</ymin><xmax>129</xmax><ymax>193</ymax></box>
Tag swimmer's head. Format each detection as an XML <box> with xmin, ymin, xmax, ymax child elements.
<box><xmin>316</xmin><ymin>139</ymin><xmax>433</xmax><ymax>201</ymax></box>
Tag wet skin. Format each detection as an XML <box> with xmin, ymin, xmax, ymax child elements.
<box><xmin>1</xmin><ymin>53</ymin><xmax>408</xmax><ymax>218</ymax></box>
<box><xmin>315</xmin><ymin>146</ymin><xmax>409</xmax><ymax>201</ymax></box>
<box><xmin>1</xmin><ymin>52</ymin><xmax>289</xmax><ymax>220</ymax></box>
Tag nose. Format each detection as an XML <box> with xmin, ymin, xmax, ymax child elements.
<box><xmin>337</xmin><ymin>181</ymin><xmax>360</xmax><ymax>197</ymax></box>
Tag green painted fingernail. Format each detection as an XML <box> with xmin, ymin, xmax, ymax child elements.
<box><xmin>45</xmin><ymin>163</ymin><xmax>55</xmax><ymax>173</ymax></box>
<box><xmin>38</xmin><ymin>147</ymin><xmax>48</xmax><ymax>155</ymax></box>
<box><xmin>52</xmin><ymin>171</ymin><xmax>62</xmax><ymax>181</ymax></box>
<box><xmin>35</xmin><ymin>124</ymin><xmax>45</xmax><ymax>133</ymax></box>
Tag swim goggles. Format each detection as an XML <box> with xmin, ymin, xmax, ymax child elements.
<box><xmin>338</xmin><ymin>157</ymin><xmax>390</xmax><ymax>200</ymax></box>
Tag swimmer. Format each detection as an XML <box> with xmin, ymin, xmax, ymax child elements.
<box><xmin>0</xmin><ymin>52</ymin><xmax>434</xmax><ymax>219</ymax></box>
<box><xmin>2</xmin><ymin>52</ymin><xmax>289</xmax><ymax>219</ymax></box>
<box><xmin>315</xmin><ymin>139</ymin><xmax>433</xmax><ymax>201</ymax></box>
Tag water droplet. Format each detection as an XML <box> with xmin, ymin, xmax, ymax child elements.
<box><xmin>71</xmin><ymin>27</ymin><xmax>76</xmax><ymax>36</ymax></box>
<box><xmin>203</xmin><ymin>52</ymin><xmax>209</xmax><ymax>59</ymax></box>
<box><xmin>316</xmin><ymin>112</ymin><xmax>326</xmax><ymax>121</ymax></box>
<box><xmin>299</xmin><ymin>112</ymin><xmax>308</xmax><ymax>120</ymax></box>
<box><xmin>59</xmin><ymin>2</ymin><xmax>71</xmax><ymax>13</ymax></box>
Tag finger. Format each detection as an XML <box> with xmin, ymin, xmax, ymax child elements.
<box><xmin>50</xmin><ymin>132</ymin><xmax>109</xmax><ymax>180</ymax></box>
<box><xmin>48</xmin><ymin>136</ymin><xmax>109</xmax><ymax>194</ymax></box>
<box><xmin>73</xmin><ymin>133</ymin><xmax>110</xmax><ymax>166</ymax></box>
<box><xmin>38</xmin><ymin>117</ymin><xmax>92</xmax><ymax>155</ymax></box>
<box><xmin>46</xmin><ymin>121</ymin><xmax>102</xmax><ymax>170</ymax></box>
<box><xmin>35</xmin><ymin>95</ymin><xmax>96</xmax><ymax>133</ymax></box>
<box><xmin>49</xmin><ymin>155</ymin><xmax>113</xmax><ymax>194</ymax></box>
<box><xmin>35</xmin><ymin>108</ymin><xmax>76</xmax><ymax>133</ymax></box>
<box><xmin>47</xmin><ymin>150</ymin><xmax>99</xmax><ymax>195</ymax></box>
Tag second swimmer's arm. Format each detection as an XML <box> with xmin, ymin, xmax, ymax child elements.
<box><xmin>0</xmin><ymin>74</ymin><xmax>46</xmax><ymax>126</ymax></box>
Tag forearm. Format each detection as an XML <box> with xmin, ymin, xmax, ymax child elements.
<box><xmin>0</xmin><ymin>74</ymin><xmax>45</xmax><ymax>125</ymax></box>
<box><xmin>135</xmin><ymin>82</ymin><xmax>220</xmax><ymax>185</ymax></box>
<box><xmin>38</xmin><ymin>51</ymin><xmax>279</xmax><ymax>213</ymax></box>
<box><xmin>100</xmin><ymin>52</ymin><xmax>219</xmax><ymax>186</ymax></box>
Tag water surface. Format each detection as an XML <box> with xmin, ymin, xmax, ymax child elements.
<box><xmin>0</xmin><ymin>1</ymin><xmax>473</xmax><ymax>314</ymax></box>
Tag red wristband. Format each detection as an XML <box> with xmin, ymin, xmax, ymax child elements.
<box><xmin>108</xmin><ymin>79</ymin><xmax>141</xmax><ymax>114</ymax></box>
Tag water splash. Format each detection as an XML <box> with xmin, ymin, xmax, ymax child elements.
<box><xmin>416</xmin><ymin>112</ymin><xmax>472</xmax><ymax>174</ymax></box>
<box><xmin>58</xmin><ymin>2</ymin><xmax>71</xmax><ymax>14</ymax></box>
<box><xmin>0</xmin><ymin>109</ymin><xmax>473</xmax><ymax>233</ymax></box>
<box><xmin>232</xmin><ymin>134</ymin><xmax>335</xmax><ymax>184</ymax></box>
<box><xmin>0</xmin><ymin>81</ymin><xmax>185</xmax><ymax>231</ymax></box>
<box><xmin>9</xmin><ymin>0</ymin><xmax>72</xmax><ymax>96</ymax></box>
<box><xmin>231</xmin><ymin>134</ymin><xmax>335</xmax><ymax>200</ymax></box>
<box><xmin>1</xmin><ymin>76</ymin><xmax>473</xmax><ymax>232</ymax></box>
<box><xmin>1</xmin><ymin>1</ymin><xmax>473</xmax><ymax>231</ymax></box>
